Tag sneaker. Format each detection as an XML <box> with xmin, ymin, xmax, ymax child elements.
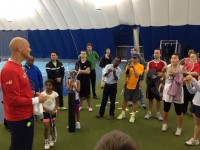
<box><xmin>107</xmin><ymin>115</ymin><xmax>114</xmax><ymax>120</ymax></box>
<box><xmin>129</xmin><ymin>115</ymin><xmax>135</xmax><ymax>123</ymax></box>
<box><xmin>76</xmin><ymin>122</ymin><xmax>81</xmax><ymax>129</ymax></box>
<box><xmin>156</xmin><ymin>113</ymin><xmax>163</xmax><ymax>121</ymax></box>
<box><xmin>175</xmin><ymin>127</ymin><xmax>182</xmax><ymax>136</ymax></box>
<box><xmin>144</xmin><ymin>112</ymin><xmax>152</xmax><ymax>119</ymax></box>
<box><xmin>162</xmin><ymin>123</ymin><xmax>168</xmax><ymax>131</ymax></box>
<box><xmin>93</xmin><ymin>96</ymin><xmax>99</xmax><ymax>99</ymax></box>
<box><xmin>79</xmin><ymin>105</ymin><xmax>83</xmax><ymax>111</ymax></box>
<box><xmin>117</xmin><ymin>112</ymin><xmax>126</xmax><ymax>120</ymax></box>
<box><xmin>141</xmin><ymin>104</ymin><xmax>146</xmax><ymax>110</ymax></box>
<box><xmin>185</xmin><ymin>138</ymin><xmax>200</xmax><ymax>146</ymax></box>
<box><xmin>87</xmin><ymin>106</ymin><xmax>93</xmax><ymax>112</ymax></box>
<box><xmin>59</xmin><ymin>107</ymin><xmax>67</xmax><ymax>110</ymax></box>
<box><xmin>49</xmin><ymin>136</ymin><xmax>54</xmax><ymax>147</ymax></box>
<box><xmin>96</xmin><ymin>114</ymin><xmax>103</xmax><ymax>118</ymax></box>
<box><xmin>44</xmin><ymin>139</ymin><xmax>50</xmax><ymax>149</ymax></box>
<box><xmin>128</xmin><ymin>102</ymin><xmax>133</xmax><ymax>107</ymax></box>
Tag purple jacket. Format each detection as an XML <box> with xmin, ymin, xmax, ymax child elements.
<box><xmin>167</xmin><ymin>72</ymin><xmax>183</xmax><ymax>101</ymax></box>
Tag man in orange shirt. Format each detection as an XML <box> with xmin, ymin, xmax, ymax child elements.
<box><xmin>117</xmin><ymin>54</ymin><xmax>144</xmax><ymax>123</ymax></box>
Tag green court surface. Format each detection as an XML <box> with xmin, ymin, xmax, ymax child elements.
<box><xmin>0</xmin><ymin>73</ymin><xmax>199</xmax><ymax>150</ymax></box>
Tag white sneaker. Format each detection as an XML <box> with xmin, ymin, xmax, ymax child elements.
<box><xmin>129</xmin><ymin>115</ymin><xmax>135</xmax><ymax>123</ymax></box>
<box><xmin>44</xmin><ymin>139</ymin><xmax>50</xmax><ymax>149</ymax></box>
<box><xmin>175</xmin><ymin>127</ymin><xmax>182</xmax><ymax>136</ymax></box>
<box><xmin>144</xmin><ymin>112</ymin><xmax>152</xmax><ymax>119</ymax></box>
<box><xmin>117</xmin><ymin>112</ymin><xmax>126</xmax><ymax>120</ymax></box>
<box><xmin>87</xmin><ymin>106</ymin><xmax>93</xmax><ymax>112</ymax></box>
<box><xmin>156</xmin><ymin>113</ymin><xmax>163</xmax><ymax>121</ymax></box>
<box><xmin>60</xmin><ymin>106</ymin><xmax>67</xmax><ymax>110</ymax></box>
<box><xmin>185</xmin><ymin>138</ymin><xmax>200</xmax><ymax>146</ymax></box>
<box><xmin>79</xmin><ymin>105</ymin><xmax>83</xmax><ymax>111</ymax></box>
<box><xmin>162</xmin><ymin>123</ymin><xmax>168</xmax><ymax>131</ymax></box>
<box><xmin>76</xmin><ymin>122</ymin><xmax>81</xmax><ymax>129</ymax></box>
<box><xmin>49</xmin><ymin>136</ymin><xmax>54</xmax><ymax>147</ymax></box>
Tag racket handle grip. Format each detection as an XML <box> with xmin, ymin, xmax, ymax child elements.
<box><xmin>68</xmin><ymin>91</ymin><xmax>76</xmax><ymax>132</ymax></box>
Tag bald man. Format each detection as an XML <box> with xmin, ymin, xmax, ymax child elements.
<box><xmin>0</xmin><ymin>37</ymin><xmax>48</xmax><ymax>150</ymax></box>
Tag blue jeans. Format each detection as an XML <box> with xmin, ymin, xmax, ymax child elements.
<box><xmin>140</xmin><ymin>89</ymin><xmax>145</xmax><ymax>105</ymax></box>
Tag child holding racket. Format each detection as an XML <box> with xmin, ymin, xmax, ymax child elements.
<box><xmin>66</xmin><ymin>70</ymin><xmax>81</xmax><ymax>129</ymax></box>
<box><xmin>42</xmin><ymin>79</ymin><xmax>59</xmax><ymax>150</ymax></box>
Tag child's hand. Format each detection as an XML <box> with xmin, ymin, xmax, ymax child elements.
<box><xmin>169</xmin><ymin>69</ymin><xmax>176</xmax><ymax>76</ymax></box>
<box><xmin>56</xmin><ymin>77</ymin><xmax>62</xmax><ymax>83</ymax></box>
<box><xmin>71</xmin><ymin>81</ymin><xmax>75</xmax><ymax>86</ymax></box>
<box><xmin>108</xmin><ymin>69</ymin><xmax>113</xmax><ymax>73</ymax></box>
<box><xmin>184</xmin><ymin>75</ymin><xmax>193</xmax><ymax>85</ymax></box>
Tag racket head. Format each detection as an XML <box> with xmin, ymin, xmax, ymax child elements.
<box><xmin>179</xmin><ymin>58</ymin><xmax>194</xmax><ymax>72</ymax></box>
<box><xmin>66</xmin><ymin>61</ymin><xmax>76</xmax><ymax>74</ymax></box>
<box><xmin>69</xmin><ymin>70</ymin><xmax>78</xmax><ymax>78</ymax></box>
<box><xmin>43</xmin><ymin>97</ymin><xmax>55</xmax><ymax>110</ymax></box>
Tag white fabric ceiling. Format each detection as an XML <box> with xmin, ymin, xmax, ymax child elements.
<box><xmin>0</xmin><ymin>0</ymin><xmax>200</xmax><ymax>30</ymax></box>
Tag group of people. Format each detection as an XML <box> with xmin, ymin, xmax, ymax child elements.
<box><xmin>1</xmin><ymin>36</ymin><xmax>200</xmax><ymax>150</ymax></box>
<box><xmin>97</xmin><ymin>48</ymin><xmax>200</xmax><ymax>146</ymax></box>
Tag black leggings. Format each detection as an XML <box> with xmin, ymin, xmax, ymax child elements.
<box><xmin>164</xmin><ymin>101</ymin><xmax>183</xmax><ymax>115</ymax></box>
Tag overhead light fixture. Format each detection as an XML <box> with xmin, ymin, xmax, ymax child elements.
<box><xmin>89</xmin><ymin>0</ymin><xmax>122</xmax><ymax>8</ymax></box>
<box><xmin>95</xmin><ymin>6</ymin><xmax>102</xmax><ymax>11</ymax></box>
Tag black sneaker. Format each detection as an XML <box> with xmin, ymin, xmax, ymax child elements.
<box><xmin>93</xmin><ymin>96</ymin><xmax>99</xmax><ymax>99</ymax></box>
<box><xmin>141</xmin><ymin>104</ymin><xmax>146</xmax><ymax>110</ymax></box>
<box><xmin>107</xmin><ymin>115</ymin><xmax>114</xmax><ymax>120</ymax></box>
<box><xmin>128</xmin><ymin>103</ymin><xmax>133</xmax><ymax>107</ymax></box>
<box><xmin>96</xmin><ymin>114</ymin><xmax>103</xmax><ymax>118</ymax></box>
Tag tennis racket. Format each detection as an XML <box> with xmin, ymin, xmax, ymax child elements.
<box><xmin>50</xmin><ymin>114</ymin><xmax>57</xmax><ymax>142</ymax></box>
<box><xmin>43</xmin><ymin>97</ymin><xmax>55</xmax><ymax>110</ymax></box>
<box><xmin>75</xmin><ymin>61</ymin><xmax>81</xmax><ymax>75</ymax></box>
<box><xmin>178</xmin><ymin>58</ymin><xmax>194</xmax><ymax>76</ymax></box>
<box><xmin>66</xmin><ymin>62</ymin><xmax>80</xmax><ymax>80</ymax></box>
<box><xmin>29</xmin><ymin>80</ymin><xmax>36</xmax><ymax>97</ymax></box>
<box><xmin>66</xmin><ymin>61</ymin><xmax>77</xmax><ymax>74</ymax></box>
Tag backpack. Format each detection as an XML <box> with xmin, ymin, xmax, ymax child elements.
<box><xmin>146</xmin><ymin>69</ymin><xmax>160</xmax><ymax>95</ymax></box>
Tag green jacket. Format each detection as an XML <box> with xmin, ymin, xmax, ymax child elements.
<box><xmin>78</xmin><ymin>51</ymin><xmax>99</xmax><ymax>70</ymax></box>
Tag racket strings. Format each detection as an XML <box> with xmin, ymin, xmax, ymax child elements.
<box><xmin>179</xmin><ymin>58</ymin><xmax>194</xmax><ymax>72</ymax></box>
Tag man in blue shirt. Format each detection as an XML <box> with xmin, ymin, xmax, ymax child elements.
<box><xmin>24</xmin><ymin>56</ymin><xmax>43</xmax><ymax>93</ymax></box>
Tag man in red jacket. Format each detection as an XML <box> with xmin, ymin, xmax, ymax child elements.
<box><xmin>0</xmin><ymin>37</ymin><xmax>48</xmax><ymax>150</ymax></box>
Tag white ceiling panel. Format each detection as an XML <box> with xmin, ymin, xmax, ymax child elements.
<box><xmin>0</xmin><ymin>0</ymin><xmax>200</xmax><ymax>30</ymax></box>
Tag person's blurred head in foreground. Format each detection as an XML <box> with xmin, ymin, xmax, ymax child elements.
<box><xmin>93</xmin><ymin>130</ymin><xmax>138</xmax><ymax>150</ymax></box>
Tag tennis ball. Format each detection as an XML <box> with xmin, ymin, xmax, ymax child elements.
<box><xmin>27</xmin><ymin>122</ymin><xmax>31</xmax><ymax>127</ymax></box>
